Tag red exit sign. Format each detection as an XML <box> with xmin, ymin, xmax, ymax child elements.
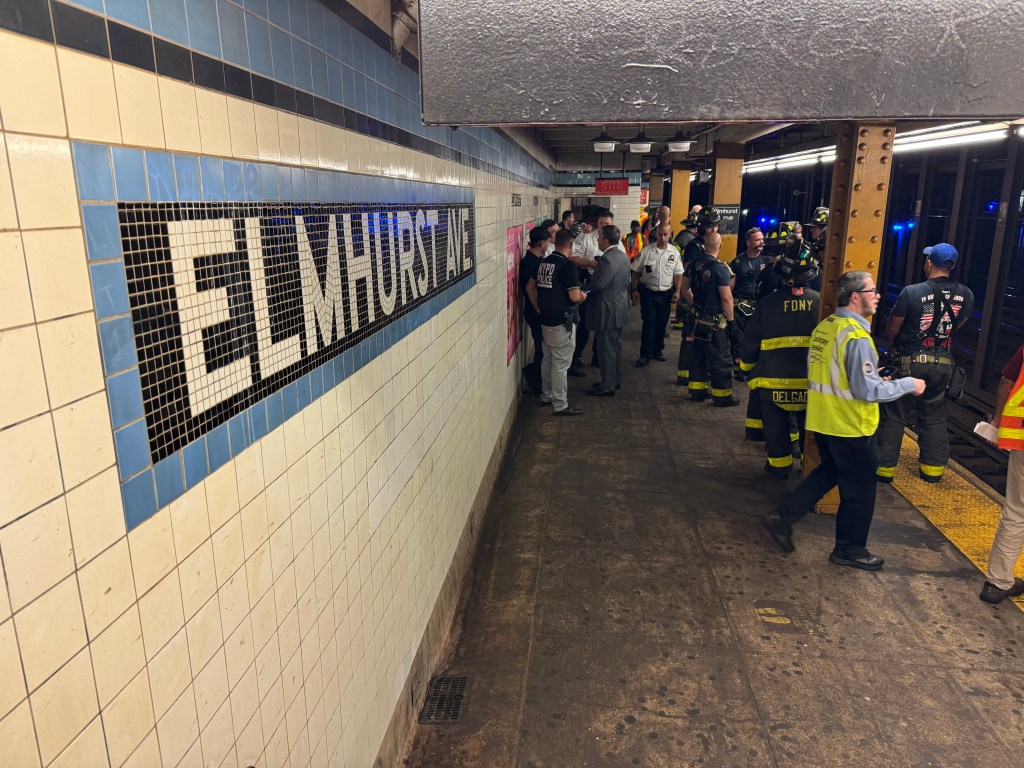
<box><xmin>595</xmin><ymin>178</ymin><xmax>629</xmax><ymax>196</ymax></box>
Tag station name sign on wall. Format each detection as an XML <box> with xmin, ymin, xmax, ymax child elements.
<box><xmin>121</xmin><ymin>202</ymin><xmax>476</xmax><ymax>463</ymax></box>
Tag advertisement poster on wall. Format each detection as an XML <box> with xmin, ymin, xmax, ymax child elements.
<box><xmin>506</xmin><ymin>225</ymin><xmax>524</xmax><ymax>364</ymax></box>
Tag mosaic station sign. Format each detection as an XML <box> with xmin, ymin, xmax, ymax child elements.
<box><xmin>120</xmin><ymin>202</ymin><xmax>477</xmax><ymax>462</ymax></box>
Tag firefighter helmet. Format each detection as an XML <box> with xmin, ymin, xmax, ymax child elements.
<box><xmin>804</xmin><ymin>207</ymin><xmax>829</xmax><ymax>230</ymax></box>
<box><xmin>774</xmin><ymin>240</ymin><xmax>820</xmax><ymax>285</ymax></box>
<box><xmin>697</xmin><ymin>206</ymin><xmax>722</xmax><ymax>233</ymax></box>
<box><xmin>763</xmin><ymin>221</ymin><xmax>799</xmax><ymax>256</ymax></box>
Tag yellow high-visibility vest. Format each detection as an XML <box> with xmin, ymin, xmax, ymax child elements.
<box><xmin>806</xmin><ymin>314</ymin><xmax>879</xmax><ymax>437</ymax></box>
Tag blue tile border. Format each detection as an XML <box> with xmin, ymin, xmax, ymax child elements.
<box><xmin>77</xmin><ymin>143</ymin><xmax>478</xmax><ymax>532</ymax></box>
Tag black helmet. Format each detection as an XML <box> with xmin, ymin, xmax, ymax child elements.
<box><xmin>804</xmin><ymin>207</ymin><xmax>829</xmax><ymax>230</ymax></box>
<box><xmin>680</xmin><ymin>211</ymin><xmax>700</xmax><ymax>228</ymax></box>
<box><xmin>763</xmin><ymin>221</ymin><xmax>799</xmax><ymax>257</ymax></box>
<box><xmin>697</xmin><ymin>206</ymin><xmax>722</xmax><ymax>233</ymax></box>
<box><xmin>774</xmin><ymin>240</ymin><xmax>819</xmax><ymax>285</ymax></box>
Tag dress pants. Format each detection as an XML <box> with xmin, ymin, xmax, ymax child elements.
<box><xmin>540</xmin><ymin>323</ymin><xmax>575</xmax><ymax>412</ymax></box>
<box><xmin>638</xmin><ymin>286</ymin><xmax>672</xmax><ymax>358</ymax></box>
<box><xmin>594</xmin><ymin>327</ymin><xmax>623</xmax><ymax>391</ymax></box>
<box><xmin>778</xmin><ymin>433</ymin><xmax>880</xmax><ymax>557</ymax></box>
<box><xmin>524</xmin><ymin>306</ymin><xmax>543</xmax><ymax>366</ymax></box>
<box><xmin>688</xmin><ymin>328</ymin><xmax>734</xmax><ymax>402</ymax></box>
<box><xmin>876</xmin><ymin>360</ymin><xmax>952</xmax><ymax>480</ymax></box>
<box><xmin>986</xmin><ymin>451</ymin><xmax>1024</xmax><ymax>590</ymax></box>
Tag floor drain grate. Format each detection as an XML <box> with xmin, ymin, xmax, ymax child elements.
<box><xmin>419</xmin><ymin>676</ymin><xmax>468</xmax><ymax>724</ymax></box>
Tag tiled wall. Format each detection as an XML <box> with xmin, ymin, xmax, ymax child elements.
<box><xmin>0</xmin><ymin>1</ymin><xmax>552</xmax><ymax>766</ymax></box>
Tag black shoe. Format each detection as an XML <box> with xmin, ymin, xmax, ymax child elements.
<box><xmin>828</xmin><ymin>551</ymin><xmax>884</xmax><ymax>570</ymax></box>
<box><xmin>689</xmin><ymin>394</ymin><xmax>708</xmax><ymax>402</ymax></box>
<box><xmin>918</xmin><ymin>470</ymin><xmax>942</xmax><ymax>484</ymax></box>
<box><xmin>876</xmin><ymin>475</ymin><xmax>894</xmax><ymax>484</ymax></box>
<box><xmin>615</xmin><ymin>385</ymin><xmax>621</xmax><ymax>390</ymax></box>
<box><xmin>653</xmin><ymin>353</ymin><xmax>667</xmax><ymax>362</ymax></box>
<box><xmin>586</xmin><ymin>388</ymin><xmax>615</xmax><ymax>397</ymax></box>
<box><xmin>761</xmin><ymin>514</ymin><xmax>794</xmax><ymax>554</ymax></box>
<box><xmin>553</xmin><ymin>406</ymin><xmax>583</xmax><ymax>416</ymax></box>
<box><xmin>763</xmin><ymin>461</ymin><xmax>790</xmax><ymax>479</ymax></box>
<box><xmin>713</xmin><ymin>396</ymin><xmax>741</xmax><ymax>407</ymax></box>
<box><xmin>979</xmin><ymin>578</ymin><xmax>1024</xmax><ymax>604</ymax></box>
<box><xmin>634</xmin><ymin>357</ymin><xmax>649</xmax><ymax>367</ymax></box>
<box><xmin>537</xmin><ymin>398</ymin><xmax>552</xmax><ymax>407</ymax></box>
<box><xmin>567</xmin><ymin>367</ymin><xmax>587</xmax><ymax>377</ymax></box>
<box><xmin>745</xmin><ymin>428</ymin><xmax>765</xmax><ymax>441</ymax></box>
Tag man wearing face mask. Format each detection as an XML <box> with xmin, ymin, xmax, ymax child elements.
<box><xmin>762</xmin><ymin>271</ymin><xmax>925</xmax><ymax>570</ymax></box>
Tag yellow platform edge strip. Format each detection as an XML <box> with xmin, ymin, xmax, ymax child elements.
<box><xmin>891</xmin><ymin>431</ymin><xmax>1024</xmax><ymax>609</ymax></box>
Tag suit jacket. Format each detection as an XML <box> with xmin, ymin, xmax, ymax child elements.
<box><xmin>587</xmin><ymin>247</ymin><xmax>631</xmax><ymax>330</ymax></box>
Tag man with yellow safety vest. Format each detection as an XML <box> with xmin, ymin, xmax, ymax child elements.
<box><xmin>738</xmin><ymin>241</ymin><xmax>820</xmax><ymax>479</ymax></box>
<box><xmin>978</xmin><ymin>343</ymin><xmax>1024</xmax><ymax>603</ymax></box>
<box><xmin>762</xmin><ymin>271</ymin><xmax>925</xmax><ymax>570</ymax></box>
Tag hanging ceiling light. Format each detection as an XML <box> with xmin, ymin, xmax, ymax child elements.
<box><xmin>591</xmin><ymin>128</ymin><xmax>617</xmax><ymax>153</ymax></box>
<box><xmin>628</xmin><ymin>126</ymin><xmax>654</xmax><ymax>154</ymax></box>
<box><xmin>665</xmin><ymin>129</ymin><xmax>694</xmax><ymax>153</ymax></box>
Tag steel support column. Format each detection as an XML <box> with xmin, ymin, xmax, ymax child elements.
<box><xmin>712</xmin><ymin>142</ymin><xmax>745</xmax><ymax>258</ymax></box>
<box><xmin>804</xmin><ymin>122</ymin><xmax>896</xmax><ymax>514</ymax></box>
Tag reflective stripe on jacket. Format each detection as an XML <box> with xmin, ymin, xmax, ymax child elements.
<box><xmin>998</xmin><ymin>356</ymin><xmax>1024</xmax><ymax>450</ymax></box>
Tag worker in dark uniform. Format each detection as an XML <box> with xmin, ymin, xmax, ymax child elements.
<box><xmin>671</xmin><ymin>209</ymin><xmax>700</xmax><ymax>330</ymax></box>
<box><xmin>739</xmin><ymin>240</ymin><xmax>821</xmax><ymax>478</ymax></box>
<box><xmin>680</xmin><ymin>226</ymin><xmax>740</xmax><ymax>406</ymax></box>
<box><xmin>729</xmin><ymin>227</ymin><xmax>769</xmax><ymax>381</ymax></box>
<box><xmin>805</xmin><ymin>207</ymin><xmax>829</xmax><ymax>258</ymax></box>
<box><xmin>676</xmin><ymin>207</ymin><xmax>720</xmax><ymax>387</ymax></box>
<box><xmin>875</xmin><ymin>243</ymin><xmax>975</xmax><ymax>484</ymax></box>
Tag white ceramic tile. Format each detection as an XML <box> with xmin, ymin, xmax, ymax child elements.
<box><xmin>0</xmin><ymin>233</ymin><xmax>34</xmax><ymax>330</ymax></box>
<box><xmin>201</xmin><ymin>697</ymin><xmax>235</xmax><ymax>768</ymax></box>
<box><xmin>29</xmin><ymin>648</ymin><xmax>99</xmax><ymax>765</ymax></box>
<box><xmin>65</xmin><ymin>467</ymin><xmax>126</xmax><ymax>567</ymax></box>
<box><xmin>89</xmin><ymin>604</ymin><xmax>144</xmax><ymax>708</ymax></box>
<box><xmin>178</xmin><ymin>539</ymin><xmax>217</xmax><ymax>620</ymax></box>
<box><xmin>254</xmin><ymin>105</ymin><xmax>281</xmax><ymax>162</ymax></box>
<box><xmin>297</xmin><ymin>117</ymin><xmax>318</xmax><ymax>166</ymax></box>
<box><xmin>218</xmin><ymin>570</ymin><xmax>249</xmax><ymax>637</ymax></box>
<box><xmin>21</xmin><ymin>228</ymin><xmax>92</xmax><ymax>322</ymax></box>
<box><xmin>48</xmin><ymin>715</ymin><xmax>108</xmax><ymax>768</ymax></box>
<box><xmin>204</xmin><ymin>461</ymin><xmax>239</xmax><ymax>532</ymax></box>
<box><xmin>0</xmin><ymin>701</ymin><xmax>41</xmax><ymax>768</ymax></box>
<box><xmin>212</xmin><ymin>513</ymin><xmax>244</xmax><ymax>586</ymax></box>
<box><xmin>102</xmin><ymin>669</ymin><xmax>154</xmax><ymax>767</ymax></box>
<box><xmin>156</xmin><ymin>686</ymin><xmax>199</xmax><ymax>768</ymax></box>
<box><xmin>14</xmin><ymin>574</ymin><xmax>86</xmax><ymax>691</ymax></box>
<box><xmin>137</xmin><ymin>569</ymin><xmax>185</xmax><ymax>659</ymax></box>
<box><xmin>193</xmin><ymin>648</ymin><xmax>228</xmax><ymax>728</ymax></box>
<box><xmin>0</xmin><ymin>413</ymin><xmax>63</xmax><ymax>528</ymax></box>
<box><xmin>0</xmin><ymin>487</ymin><xmax>70</xmax><ymax>606</ymax></box>
<box><xmin>0</xmin><ymin>617</ymin><xmax>26</xmax><ymax>718</ymax></box>
<box><xmin>120</xmin><ymin>729</ymin><xmax>160</xmax><ymax>768</ymax></box>
<box><xmin>51</xmin><ymin>392</ymin><xmax>116</xmax><ymax>490</ymax></box>
<box><xmin>185</xmin><ymin>594</ymin><xmax>222</xmax><ymax>673</ymax></box>
<box><xmin>0</xmin><ymin>325</ymin><xmax>49</xmax><ymax>432</ymax></box>
<box><xmin>128</xmin><ymin>507</ymin><xmax>176</xmax><ymax>597</ymax></box>
<box><xmin>77</xmin><ymin>538</ymin><xmax>135</xmax><ymax>638</ymax></box>
<box><xmin>196</xmin><ymin>89</ymin><xmax>232</xmax><ymax>157</ymax></box>
<box><xmin>226</xmin><ymin>96</ymin><xmax>257</xmax><ymax>159</ymax></box>
<box><xmin>5</xmin><ymin>133</ymin><xmax>79</xmax><ymax>230</ymax></box>
<box><xmin>158</xmin><ymin>76</ymin><xmax>200</xmax><ymax>153</ymax></box>
<box><xmin>35</xmin><ymin>312</ymin><xmax>104</xmax><ymax>409</ymax></box>
<box><xmin>113</xmin><ymin>63</ymin><xmax>165</xmax><ymax>149</ymax></box>
<box><xmin>233</xmin><ymin>442</ymin><xmax>265</xmax><ymax>507</ymax></box>
<box><xmin>57</xmin><ymin>48</ymin><xmax>121</xmax><ymax>143</ymax></box>
<box><xmin>147</xmin><ymin>628</ymin><xmax>190</xmax><ymax>719</ymax></box>
<box><xmin>169</xmin><ymin>483</ymin><xmax>211</xmax><ymax>561</ymax></box>
<box><xmin>278</xmin><ymin>113</ymin><xmax>300</xmax><ymax>165</ymax></box>
<box><xmin>240</xmin><ymin>493</ymin><xmax>269</xmax><ymax>558</ymax></box>
<box><xmin>0</xmin><ymin>30</ymin><xmax>65</xmax><ymax>136</ymax></box>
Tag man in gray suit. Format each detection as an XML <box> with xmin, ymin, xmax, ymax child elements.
<box><xmin>586</xmin><ymin>225</ymin><xmax>632</xmax><ymax>397</ymax></box>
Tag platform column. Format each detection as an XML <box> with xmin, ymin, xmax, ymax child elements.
<box><xmin>670</xmin><ymin>161</ymin><xmax>691</xmax><ymax>225</ymax></box>
<box><xmin>711</xmin><ymin>142</ymin><xmax>744</xmax><ymax>258</ymax></box>
<box><xmin>805</xmin><ymin>121</ymin><xmax>896</xmax><ymax>514</ymax></box>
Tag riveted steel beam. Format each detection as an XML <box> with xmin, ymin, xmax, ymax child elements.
<box><xmin>805</xmin><ymin>122</ymin><xmax>896</xmax><ymax>515</ymax></box>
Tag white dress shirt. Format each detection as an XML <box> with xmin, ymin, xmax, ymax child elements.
<box><xmin>631</xmin><ymin>244</ymin><xmax>684</xmax><ymax>291</ymax></box>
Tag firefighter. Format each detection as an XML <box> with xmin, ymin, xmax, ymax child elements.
<box><xmin>671</xmin><ymin>209</ymin><xmax>701</xmax><ymax>331</ymax></box>
<box><xmin>679</xmin><ymin>212</ymin><xmax>740</xmax><ymax>406</ymax></box>
<box><xmin>729</xmin><ymin>227</ymin><xmax>770</xmax><ymax>381</ymax></box>
<box><xmin>739</xmin><ymin>238</ymin><xmax>821</xmax><ymax>478</ymax></box>
<box><xmin>805</xmin><ymin>206</ymin><xmax>829</xmax><ymax>258</ymax></box>
<box><xmin>676</xmin><ymin>207</ymin><xmax>721</xmax><ymax>387</ymax></box>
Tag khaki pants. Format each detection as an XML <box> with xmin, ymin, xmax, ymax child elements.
<box><xmin>986</xmin><ymin>451</ymin><xmax>1024</xmax><ymax>590</ymax></box>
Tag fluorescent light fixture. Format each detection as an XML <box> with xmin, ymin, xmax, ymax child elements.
<box><xmin>893</xmin><ymin>128</ymin><xmax>1007</xmax><ymax>153</ymax></box>
<box><xmin>1015</xmin><ymin>125</ymin><xmax>1024</xmax><ymax>137</ymax></box>
<box><xmin>591</xmin><ymin>129</ymin><xmax>617</xmax><ymax>153</ymax></box>
<box><xmin>628</xmin><ymin>129</ymin><xmax>654</xmax><ymax>154</ymax></box>
<box><xmin>775</xmin><ymin>156</ymin><xmax>820</xmax><ymax>169</ymax></box>
<box><xmin>743</xmin><ymin>163</ymin><xmax>776</xmax><ymax>174</ymax></box>
<box><xmin>666</xmin><ymin>129</ymin><xmax>694</xmax><ymax>153</ymax></box>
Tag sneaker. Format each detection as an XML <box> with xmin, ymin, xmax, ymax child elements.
<box><xmin>553</xmin><ymin>406</ymin><xmax>583</xmax><ymax>416</ymax></box>
<box><xmin>761</xmin><ymin>514</ymin><xmax>794</xmax><ymax>554</ymax></box>
<box><xmin>979</xmin><ymin>578</ymin><xmax>1024</xmax><ymax>604</ymax></box>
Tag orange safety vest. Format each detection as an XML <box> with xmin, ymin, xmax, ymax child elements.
<box><xmin>998</xmin><ymin>355</ymin><xmax>1024</xmax><ymax>451</ymax></box>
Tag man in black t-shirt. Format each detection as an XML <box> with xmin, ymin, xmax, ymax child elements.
<box><xmin>876</xmin><ymin>243</ymin><xmax>975</xmax><ymax>484</ymax></box>
<box><xmin>526</xmin><ymin>229</ymin><xmax>586</xmax><ymax>416</ymax></box>
<box><xmin>729</xmin><ymin>227</ymin><xmax>770</xmax><ymax>380</ymax></box>
<box><xmin>520</xmin><ymin>226</ymin><xmax>550</xmax><ymax>368</ymax></box>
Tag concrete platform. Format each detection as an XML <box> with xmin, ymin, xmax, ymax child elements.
<box><xmin>402</xmin><ymin>316</ymin><xmax>1024</xmax><ymax>768</ymax></box>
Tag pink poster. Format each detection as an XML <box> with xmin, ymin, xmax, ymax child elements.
<box><xmin>506</xmin><ymin>225</ymin><xmax>524</xmax><ymax>364</ymax></box>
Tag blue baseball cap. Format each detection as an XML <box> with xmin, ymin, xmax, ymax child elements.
<box><xmin>924</xmin><ymin>242</ymin><xmax>958</xmax><ymax>267</ymax></box>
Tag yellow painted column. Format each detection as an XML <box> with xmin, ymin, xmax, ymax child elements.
<box><xmin>648</xmin><ymin>173</ymin><xmax>665</xmax><ymax>210</ymax></box>
<box><xmin>670</xmin><ymin>161</ymin><xmax>691</xmax><ymax>227</ymax></box>
<box><xmin>711</xmin><ymin>142</ymin><xmax>744</xmax><ymax>258</ymax></box>
<box><xmin>805</xmin><ymin>121</ymin><xmax>896</xmax><ymax>514</ymax></box>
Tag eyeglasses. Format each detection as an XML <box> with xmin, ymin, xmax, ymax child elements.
<box><xmin>855</xmin><ymin>288</ymin><xmax>881</xmax><ymax>295</ymax></box>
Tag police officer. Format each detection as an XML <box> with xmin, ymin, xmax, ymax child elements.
<box><xmin>632</xmin><ymin>223</ymin><xmax>684</xmax><ymax>366</ymax></box>
<box><xmin>680</xmin><ymin>224</ymin><xmax>740</xmax><ymax>406</ymax></box>
<box><xmin>876</xmin><ymin>243</ymin><xmax>975</xmax><ymax>484</ymax></box>
<box><xmin>729</xmin><ymin>227</ymin><xmax>770</xmax><ymax>379</ymax></box>
<box><xmin>739</xmin><ymin>240</ymin><xmax>820</xmax><ymax>478</ymax></box>
<box><xmin>762</xmin><ymin>271</ymin><xmax>925</xmax><ymax>569</ymax></box>
<box><xmin>676</xmin><ymin>207</ymin><xmax>721</xmax><ymax>387</ymax></box>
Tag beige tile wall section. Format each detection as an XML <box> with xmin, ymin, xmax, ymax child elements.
<box><xmin>0</xmin><ymin>27</ymin><xmax>552</xmax><ymax>768</ymax></box>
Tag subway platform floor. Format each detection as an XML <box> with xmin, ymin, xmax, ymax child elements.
<box><xmin>403</xmin><ymin>317</ymin><xmax>1024</xmax><ymax>768</ymax></box>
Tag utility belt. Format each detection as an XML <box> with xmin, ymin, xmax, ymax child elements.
<box><xmin>735</xmin><ymin>299</ymin><xmax>756</xmax><ymax>318</ymax></box>
<box><xmin>887</xmin><ymin>348</ymin><xmax>965</xmax><ymax>401</ymax></box>
<box><xmin>689</xmin><ymin>308</ymin><xmax>727</xmax><ymax>342</ymax></box>
<box><xmin>902</xmin><ymin>353</ymin><xmax>953</xmax><ymax>367</ymax></box>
